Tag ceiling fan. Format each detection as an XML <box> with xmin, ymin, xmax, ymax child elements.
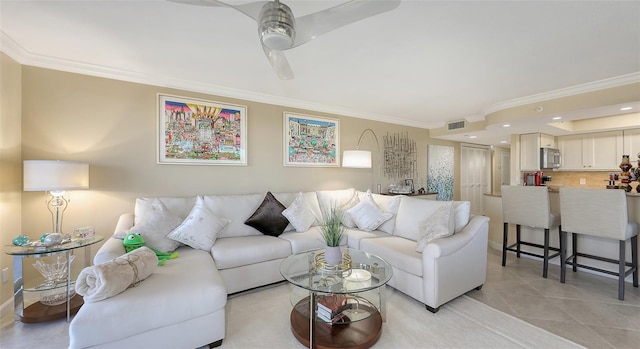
<box><xmin>169</xmin><ymin>0</ymin><xmax>401</xmax><ymax>79</ymax></box>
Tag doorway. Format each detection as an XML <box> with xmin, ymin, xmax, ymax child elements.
<box><xmin>460</xmin><ymin>144</ymin><xmax>491</xmax><ymax>215</ymax></box>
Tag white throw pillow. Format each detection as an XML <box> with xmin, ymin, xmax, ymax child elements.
<box><xmin>316</xmin><ymin>188</ymin><xmax>356</xmax><ymax>219</ymax></box>
<box><xmin>369</xmin><ymin>193</ymin><xmax>401</xmax><ymax>234</ymax></box>
<box><xmin>167</xmin><ymin>196</ymin><xmax>230</xmax><ymax>251</ymax></box>
<box><xmin>339</xmin><ymin>195</ymin><xmax>360</xmax><ymax>228</ymax></box>
<box><xmin>453</xmin><ymin>201</ymin><xmax>471</xmax><ymax>233</ymax></box>
<box><xmin>347</xmin><ymin>190</ymin><xmax>393</xmax><ymax>232</ymax></box>
<box><xmin>123</xmin><ymin>199</ymin><xmax>183</xmax><ymax>253</ymax></box>
<box><xmin>282</xmin><ymin>192</ymin><xmax>316</xmax><ymax>232</ymax></box>
<box><xmin>416</xmin><ymin>201</ymin><xmax>454</xmax><ymax>253</ymax></box>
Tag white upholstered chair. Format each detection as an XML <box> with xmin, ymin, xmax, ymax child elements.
<box><xmin>559</xmin><ymin>187</ymin><xmax>638</xmax><ymax>300</ymax></box>
<box><xmin>501</xmin><ymin>185</ymin><xmax>561</xmax><ymax>278</ymax></box>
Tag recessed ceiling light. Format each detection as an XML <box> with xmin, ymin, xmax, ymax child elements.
<box><xmin>500</xmin><ymin>140</ymin><xmax>508</xmax><ymax>144</ymax></box>
<box><xmin>552</xmin><ymin>116</ymin><xmax>562</xmax><ymax>120</ymax></box>
<box><xmin>469</xmin><ymin>135</ymin><xmax>477</xmax><ymax>139</ymax></box>
<box><xmin>620</xmin><ymin>106</ymin><xmax>633</xmax><ymax>111</ymax></box>
<box><xmin>503</xmin><ymin>124</ymin><xmax>510</xmax><ymax>127</ymax></box>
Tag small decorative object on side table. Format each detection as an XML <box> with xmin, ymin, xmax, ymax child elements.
<box><xmin>5</xmin><ymin>235</ymin><xmax>104</xmax><ymax>323</ymax></box>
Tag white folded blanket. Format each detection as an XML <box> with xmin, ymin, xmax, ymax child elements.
<box><xmin>75</xmin><ymin>246</ymin><xmax>158</xmax><ymax>303</ymax></box>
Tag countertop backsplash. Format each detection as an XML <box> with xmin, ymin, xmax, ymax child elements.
<box><xmin>543</xmin><ymin>171</ymin><xmax>612</xmax><ymax>190</ymax></box>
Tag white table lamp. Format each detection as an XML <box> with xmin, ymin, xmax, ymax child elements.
<box><xmin>23</xmin><ymin>160</ymin><xmax>89</xmax><ymax>234</ymax></box>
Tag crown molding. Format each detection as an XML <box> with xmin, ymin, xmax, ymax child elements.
<box><xmin>4</xmin><ymin>30</ymin><xmax>635</xmax><ymax>131</ymax></box>
<box><xmin>1</xmin><ymin>31</ymin><xmax>433</xmax><ymax>130</ymax></box>
<box><xmin>482</xmin><ymin>73</ymin><xmax>640</xmax><ymax>116</ymax></box>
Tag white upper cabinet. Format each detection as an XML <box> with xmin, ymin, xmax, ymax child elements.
<box><xmin>558</xmin><ymin>131</ymin><xmax>623</xmax><ymax>170</ymax></box>
<box><xmin>520</xmin><ymin>133</ymin><xmax>555</xmax><ymax>171</ymax></box>
<box><xmin>623</xmin><ymin>128</ymin><xmax>640</xmax><ymax>160</ymax></box>
<box><xmin>540</xmin><ymin>133</ymin><xmax>556</xmax><ymax>148</ymax></box>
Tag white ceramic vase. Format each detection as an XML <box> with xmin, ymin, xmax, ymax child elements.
<box><xmin>324</xmin><ymin>246</ymin><xmax>342</xmax><ymax>265</ymax></box>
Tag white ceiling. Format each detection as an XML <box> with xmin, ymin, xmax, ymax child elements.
<box><xmin>1</xmin><ymin>0</ymin><xmax>639</xmax><ymax>146</ymax></box>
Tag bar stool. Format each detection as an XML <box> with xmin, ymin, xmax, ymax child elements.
<box><xmin>559</xmin><ymin>188</ymin><xmax>638</xmax><ymax>300</ymax></box>
<box><xmin>501</xmin><ymin>185</ymin><xmax>561</xmax><ymax>278</ymax></box>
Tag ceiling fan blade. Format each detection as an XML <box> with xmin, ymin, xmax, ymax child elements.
<box><xmin>262</xmin><ymin>44</ymin><xmax>294</xmax><ymax>80</ymax></box>
<box><xmin>221</xmin><ymin>1</ymin><xmax>270</xmax><ymax>22</ymax></box>
<box><xmin>165</xmin><ymin>0</ymin><xmax>225</xmax><ymax>8</ymax></box>
<box><xmin>167</xmin><ymin>0</ymin><xmax>267</xmax><ymax>21</ymax></box>
<box><xmin>292</xmin><ymin>0</ymin><xmax>401</xmax><ymax>48</ymax></box>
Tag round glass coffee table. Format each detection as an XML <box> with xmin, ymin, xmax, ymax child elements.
<box><xmin>280</xmin><ymin>248</ymin><xmax>392</xmax><ymax>349</ymax></box>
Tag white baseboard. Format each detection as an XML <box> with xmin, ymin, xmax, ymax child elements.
<box><xmin>0</xmin><ymin>297</ymin><xmax>13</xmax><ymax>319</ymax></box>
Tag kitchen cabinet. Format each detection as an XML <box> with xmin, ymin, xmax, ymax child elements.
<box><xmin>623</xmin><ymin>128</ymin><xmax>640</xmax><ymax>159</ymax></box>
<box><xmin>540</xmin><ymin>134</ymin><xmax>556</xmax><ymax>148</ymax></box>
<box><xmin>558</xmin><ymin>131</ymin><xmax>623</xmax><ymax>170</ymax></box>
<box><xmin>520</xmin><ymin>133</ymin><xmax>555</xmax><ymax>171</ymax></box>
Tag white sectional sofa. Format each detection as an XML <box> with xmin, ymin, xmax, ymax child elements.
<box><xmin>69</xmin><ymin>188</ymin><xmax>489</xmax><ymax>349</ymax></box>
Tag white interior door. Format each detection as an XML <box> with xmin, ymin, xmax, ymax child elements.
<box><xmin>501</xmin><ymin>152</ymin><xmax>511</xmax><ymax>185</ymax></box>
<box><xmin>461</xmin><ymin>145</ymin><xmax>491</xmax><ymax>215</ymax></box>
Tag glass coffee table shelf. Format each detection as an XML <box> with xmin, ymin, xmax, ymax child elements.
<box><xmin>280</xmin><ymin>248</ymin><xmax>392</xmax><ymax>349</ymax></box>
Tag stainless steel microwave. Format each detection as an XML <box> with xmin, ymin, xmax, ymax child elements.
<box><xmin>540</xmin><ymin>148</ymin><xmax>561</xmax><ymax>169</ymax></box>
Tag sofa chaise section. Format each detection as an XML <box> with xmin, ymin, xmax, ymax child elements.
<box><xmin>69</xmin><ymin>231</ymin><xmax>226</xmax><ymax>349</ymax></box>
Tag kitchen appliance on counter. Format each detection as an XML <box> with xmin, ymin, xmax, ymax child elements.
<box><xmin>540</xmin><ymin>148</ymin><xmax>561</xmax><ymax>169</ymax></box>
<box><xmin>524</xmin><ymin>171</ymin><xmax>553</xmax><ymax>186</ymax></box>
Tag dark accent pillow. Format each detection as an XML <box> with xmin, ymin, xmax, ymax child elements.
<box><xmin>244</xmin><ymin>191</ymin><xmax>289</xmax><ymax>237</ymax></box>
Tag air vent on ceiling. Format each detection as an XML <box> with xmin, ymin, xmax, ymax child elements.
<box><xmin>447</xmin><ymin>120</ymin><xmax>466</xmax><ymax>131</ymax></box>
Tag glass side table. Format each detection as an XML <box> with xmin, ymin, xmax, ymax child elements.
<box><xmin>280</xmin><ymin>248</ymin><xmax>392</xmax><ymax>349</ymax></box>
<box><xmin>5</xmin><ymin>235</ymin><xmax>104</xmax><ymax>323</ymax></box>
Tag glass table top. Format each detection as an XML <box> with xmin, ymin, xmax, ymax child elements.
<box><xmin>5</xmin><ymin>235</ymin><xmax>104</xmax><ymax>256</ymax></box>
<box><xmin>280</xmin><ymin>247</ymin><xmax>392</xmax><ymax>294</ymax></box>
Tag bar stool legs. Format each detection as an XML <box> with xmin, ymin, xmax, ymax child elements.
<box><xmin>502</xmin><ymin>223</ymin><xmax>508</xmax><ymax>267</ymax></box>
<box><xmin>633</xmin><ymin>235</ymin><xmax>639</xmax><ymax>288</ymax></box>
<box><xmin>502</xmin><ymin>222</ymin><xmax>560</xmax><ymax>278</ymax></box>
<box><xmin>543</xmin><ymin>228</ymin><xmax>550</xmax><ymax>278</ymax></box>
<box><xmin>561</xmin><ymin>233</ymin><xmax>638</xmax><ymax>301</ymax></box>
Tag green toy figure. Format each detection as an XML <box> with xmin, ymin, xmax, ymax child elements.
<box><xmin>123</xmin><ymin>232</ymin><xmax>178</xmax><ymax>266</ymax></box>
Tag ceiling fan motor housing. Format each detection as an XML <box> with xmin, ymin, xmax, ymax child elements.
<box><xmin>259</xmin><ymin>1</ymin><xmax>295</xmax><ymax>50</ymax></box>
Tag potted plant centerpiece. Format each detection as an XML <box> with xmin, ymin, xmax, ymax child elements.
<box><xmin>321</xmin><ymin>207</ymin><xmax>345</xmax><ymax>266</ymax></box>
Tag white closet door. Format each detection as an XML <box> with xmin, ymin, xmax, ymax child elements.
<box><xmin>461</xmin><ymin>145</ymin><xmax>491</xmax><ymax>215</ymax></box>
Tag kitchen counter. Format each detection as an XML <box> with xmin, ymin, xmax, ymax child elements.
<box><xmin>484</xmin><ymin>188</ymin><xmax>640</xmax><ymax>197</ymax></box>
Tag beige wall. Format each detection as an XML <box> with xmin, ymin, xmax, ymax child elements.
<box><xmin>1</xmin><ymin>65</ymin><xmax>460</xmax><ymax>306</ymax></box>
<box><xmin>0</xmin><ymin>53</ymin><xmax>22</xmax><ymax>311</ymax></box>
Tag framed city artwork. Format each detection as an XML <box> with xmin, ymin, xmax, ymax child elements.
<box><xmin>158</xmin><ymin>94</ymin><xmax>247</xmax><ymax>165</ymax></box>
<box><xmin>284</xmin><ymin>113</ymin><xmax>340</xmax><ymax>167</ymax></box>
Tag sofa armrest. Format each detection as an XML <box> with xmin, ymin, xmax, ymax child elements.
<box><xmin>421</xmin><ymin>214</ymin><xmax>489</xmax><ymax>309</ymax></box>
<box><xmin>94</xmin><ymin>213</ymin><xmax>133</xmax><ymax>265</ymax></box>
<box><xmin>424</xmin><ymin>215</ymin><xmax>490</xmax><ymax>258</ymax></box>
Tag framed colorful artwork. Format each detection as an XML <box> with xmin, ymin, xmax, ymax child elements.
<box><xmin>158</xmin><ymin>94</ymin><xmax>247</xmax><ymax>165</ymax></box>
<box><xmin>283</xmin><ymin>112</ymin><xmax>340</xmax><ymax>167</ymax></box>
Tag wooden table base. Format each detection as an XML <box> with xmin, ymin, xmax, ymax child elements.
<box><xmin>290</xmin><ymin>297</ymin><xmax>382</xmax><ymax>349</ymax></box>
<box><xmin>19</xmin><ymin>294</ymin><xmax>84</xmax><ymax>323</ymax></box>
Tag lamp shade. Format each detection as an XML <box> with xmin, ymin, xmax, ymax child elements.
<box><xmin>23</xmin><ymin>160</ymin><xmax>89</xmax><ymax>191</ymax></box>
<box><xmin>342</xmin><ymin>150</ymin><xmax>372</xmax><ymax>168</ymax></box>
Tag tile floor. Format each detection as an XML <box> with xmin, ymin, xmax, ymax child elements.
<box><xmin>471</xmin><ymin>248</ymin><xmax>640</xmax><ymax>349</ymax></box>
<box><xmin>2</xmin><ymin>247</ymin><xmax>638</xmax><ymax>349</ymax></box>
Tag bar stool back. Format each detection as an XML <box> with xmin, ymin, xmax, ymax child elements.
<box><xmin>559</xmin><ymin>187</ymin><xmax>638</xmax><ymax>300</ymax></box>
<box><xmin>501</xmin><ymin>185</ymin><xmax>561</xmax><ymax>278</ymax></box>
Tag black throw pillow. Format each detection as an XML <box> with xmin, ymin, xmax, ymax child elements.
<box><xmin>244</xmin><ymin>191</ymin><xmax>289</xmax><ymax>237</ymax></box>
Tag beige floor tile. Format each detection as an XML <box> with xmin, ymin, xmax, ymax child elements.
<box><xmin>522</xmin><ymin>317</ymin><xmax>615</xmax><ymax>349</ymax></box>
<box><xmin>586</xmin><ymin>325</ymin><xmax>640</xmax><ymax>349</ymax></box>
